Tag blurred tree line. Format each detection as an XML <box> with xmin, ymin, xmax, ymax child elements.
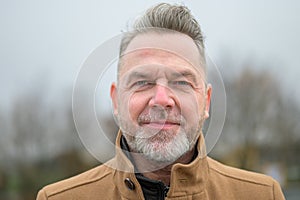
<box><xmin>0</xmin><ymin>66</ymin><xmax>299</xmax><ymax>199</ymax></box>
<box><xmin>0</xmin><ymin>89</ymin><xmax>100</xmax><ymax>200</ymax></box>
<box><xmin>211</xmin><ymin>68</ymin><xmax>300</xmax><ymax>190</ymax></box>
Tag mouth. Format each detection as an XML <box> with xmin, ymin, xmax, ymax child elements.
<box><xmin>140</xmin><ymin>120</ymin><xmax>181</xmax><ymax>130</ymax></box>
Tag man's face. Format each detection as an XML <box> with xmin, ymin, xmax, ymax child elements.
<box><xmin>111</xmin><ymin>32</ymin><xmax>211</xmax><ymax>163</ymax></box>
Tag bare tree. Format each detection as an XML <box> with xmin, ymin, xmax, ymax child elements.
<box><xmin>212</xmin><ymin>67</ymin><xmax>300</xmax><ymax>172</ymax></box>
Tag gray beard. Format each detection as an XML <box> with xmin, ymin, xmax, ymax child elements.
<box><xmin>123</xmin><ymin>125</ymin><xmax>201</xmax><ymax>164</ymax></box>
<box><xmin>118</xmin><ymin>107</ymin><xmax>204</xmax><ymax>164</ymax></box>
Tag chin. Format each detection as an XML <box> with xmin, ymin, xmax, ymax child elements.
<box><xmin>138</xmin><ymin>133</ymin><xmax>190</xmax><ymax>163</ymax></box>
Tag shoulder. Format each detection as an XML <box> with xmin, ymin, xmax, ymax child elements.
<box><xmin>207</xmin><ymin>156</ymin><xmax>274</xmax><ymax>186</ymax></box>
<box><xmin>206</xmin><ymin>157</ymin><xmax>285</xmax><ymax>199</ymax></box>
<box><xmin>38</xmin><ymin>163</ymin><xmax>114</xmax><ymax>199</ymax></box>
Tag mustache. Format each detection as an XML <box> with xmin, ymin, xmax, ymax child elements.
<box><xmin>137</xmin><ymin>109</ymin><xmax>184</xmax><ymax>125</ymax></box>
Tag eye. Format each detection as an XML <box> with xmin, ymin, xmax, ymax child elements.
<box><xmin>132</xmin><ymin>80</ymin><xmax>156</xmax><ymax>89</ymax></box>
<box><xmin>174</xmin><ymin>81</ymin><xmax>190</xmax><ymax>85</ymax></box>
<box><xmin>169</xmin><ymin>80</ymin><xmax>195</xmax><ymax>92</ymax></box>
<box><xmin>171</xmin><ymin>81</ymin><xmax>192</xmax><ymax>87</ymax></box>
<box><xmin>135</xmin><ymin>80</ymin><xmax>148</xmax><ymax>86</ymax></box>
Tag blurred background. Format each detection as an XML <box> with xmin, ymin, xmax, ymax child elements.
<box><xmin>1</xmin><ymin>0</ymin><xmax>299</xmax><ymax>199</ymax></box>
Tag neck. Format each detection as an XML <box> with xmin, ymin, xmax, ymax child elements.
<box><xmin>130</xmin><ymin>147</ymin><xmax>196</xmax><ymax>186</ymax></box>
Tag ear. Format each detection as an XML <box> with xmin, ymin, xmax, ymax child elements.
<box><xmin>110</xmin><ymin>82</ymin><xmax>118</xmax><ymax>116</ymax></box>
<box><xmin>204</xmin><ymin>84</ymin><xmax>212</xmax><ymax>119</ymax></box>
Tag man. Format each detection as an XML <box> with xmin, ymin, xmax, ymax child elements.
<box><xmin>37</xmin><ymin>3</ymin><xmax>285</xmax><ymax>199</ymax></box>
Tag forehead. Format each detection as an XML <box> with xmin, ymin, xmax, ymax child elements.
<box><xmin>119</xmin><ymin>32</ymin><xmax>203</xmax><ymax>77</ymax></box>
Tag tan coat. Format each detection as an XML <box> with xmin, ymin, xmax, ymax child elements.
<box><xmin>37</xmin><ymin>132</ymin><xmax>285</xmax><ymax>199</ymax></box>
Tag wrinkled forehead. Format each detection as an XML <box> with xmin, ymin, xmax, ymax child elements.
<box><xmin>119</xmin><ymin>32</ymin><xmax>204</xmax><ymax>77</ymax></box>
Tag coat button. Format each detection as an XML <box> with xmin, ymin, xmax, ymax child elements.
<box><xmin>124</xmin><ymin>178</ymin><xmax>135</xmax><ymax>190</ymax></box>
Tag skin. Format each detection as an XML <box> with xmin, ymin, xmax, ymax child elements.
<box><xmin>110</xmin><ymin>32</ymin><xmax>211</xmax><ymax>185</ymax></box>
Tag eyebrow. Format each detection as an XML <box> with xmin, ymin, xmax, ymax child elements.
<box><xmin>123</xmin><ymin>68</ymin><xmax>202</xmax><ymax>86</ymax></box>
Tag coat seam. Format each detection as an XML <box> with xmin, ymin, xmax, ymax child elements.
<box><xmin>209</xmin><ymin>166</ymin><xmax>273</xmax><ymax>187</ymax></box>
<box><xmin>46</xmin><ymin>172</ymin><xmax>111</xmax><ymax>198</ymax></box>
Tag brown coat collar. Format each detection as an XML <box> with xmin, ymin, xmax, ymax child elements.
<box><xmin>106</xmin><ymin>130</ymin><xmax>209</xmax><ymax>198</ymax></box>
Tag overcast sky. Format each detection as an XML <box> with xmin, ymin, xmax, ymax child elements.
<box><xmin>1</xmin><ymin>0</ymin><xmax>300</xmax><ymax>108</ymax></box>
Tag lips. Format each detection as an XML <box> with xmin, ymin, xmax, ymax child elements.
<box><xmin>140</xmin><ymin>120</ymin><xmax>180</xmax><ymax>130</ymax></box>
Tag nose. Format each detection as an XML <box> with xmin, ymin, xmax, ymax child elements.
<box><xmin>149</xmin><ymin>84</ymin><xmax>175</xmax><ymax>108</ymax></box>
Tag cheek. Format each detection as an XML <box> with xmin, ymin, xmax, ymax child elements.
<box><xmin>117</xmin><ymin>92</ymin><xmax>131</xmax><ymax>120</ymax></box>
<box><xmin>127</xmin><ymin>93</ymin><xmax>150</xmax><ymax>121</ymax></box>
<box><xmin>181</xmin><ymin>102</ymin><xmax>200</xmax><ymax>123</ymax></box>
<box><xmin>179</xmin><ymin>94</ymin><xmax>204</xmax><ymax>122</ymax></box>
